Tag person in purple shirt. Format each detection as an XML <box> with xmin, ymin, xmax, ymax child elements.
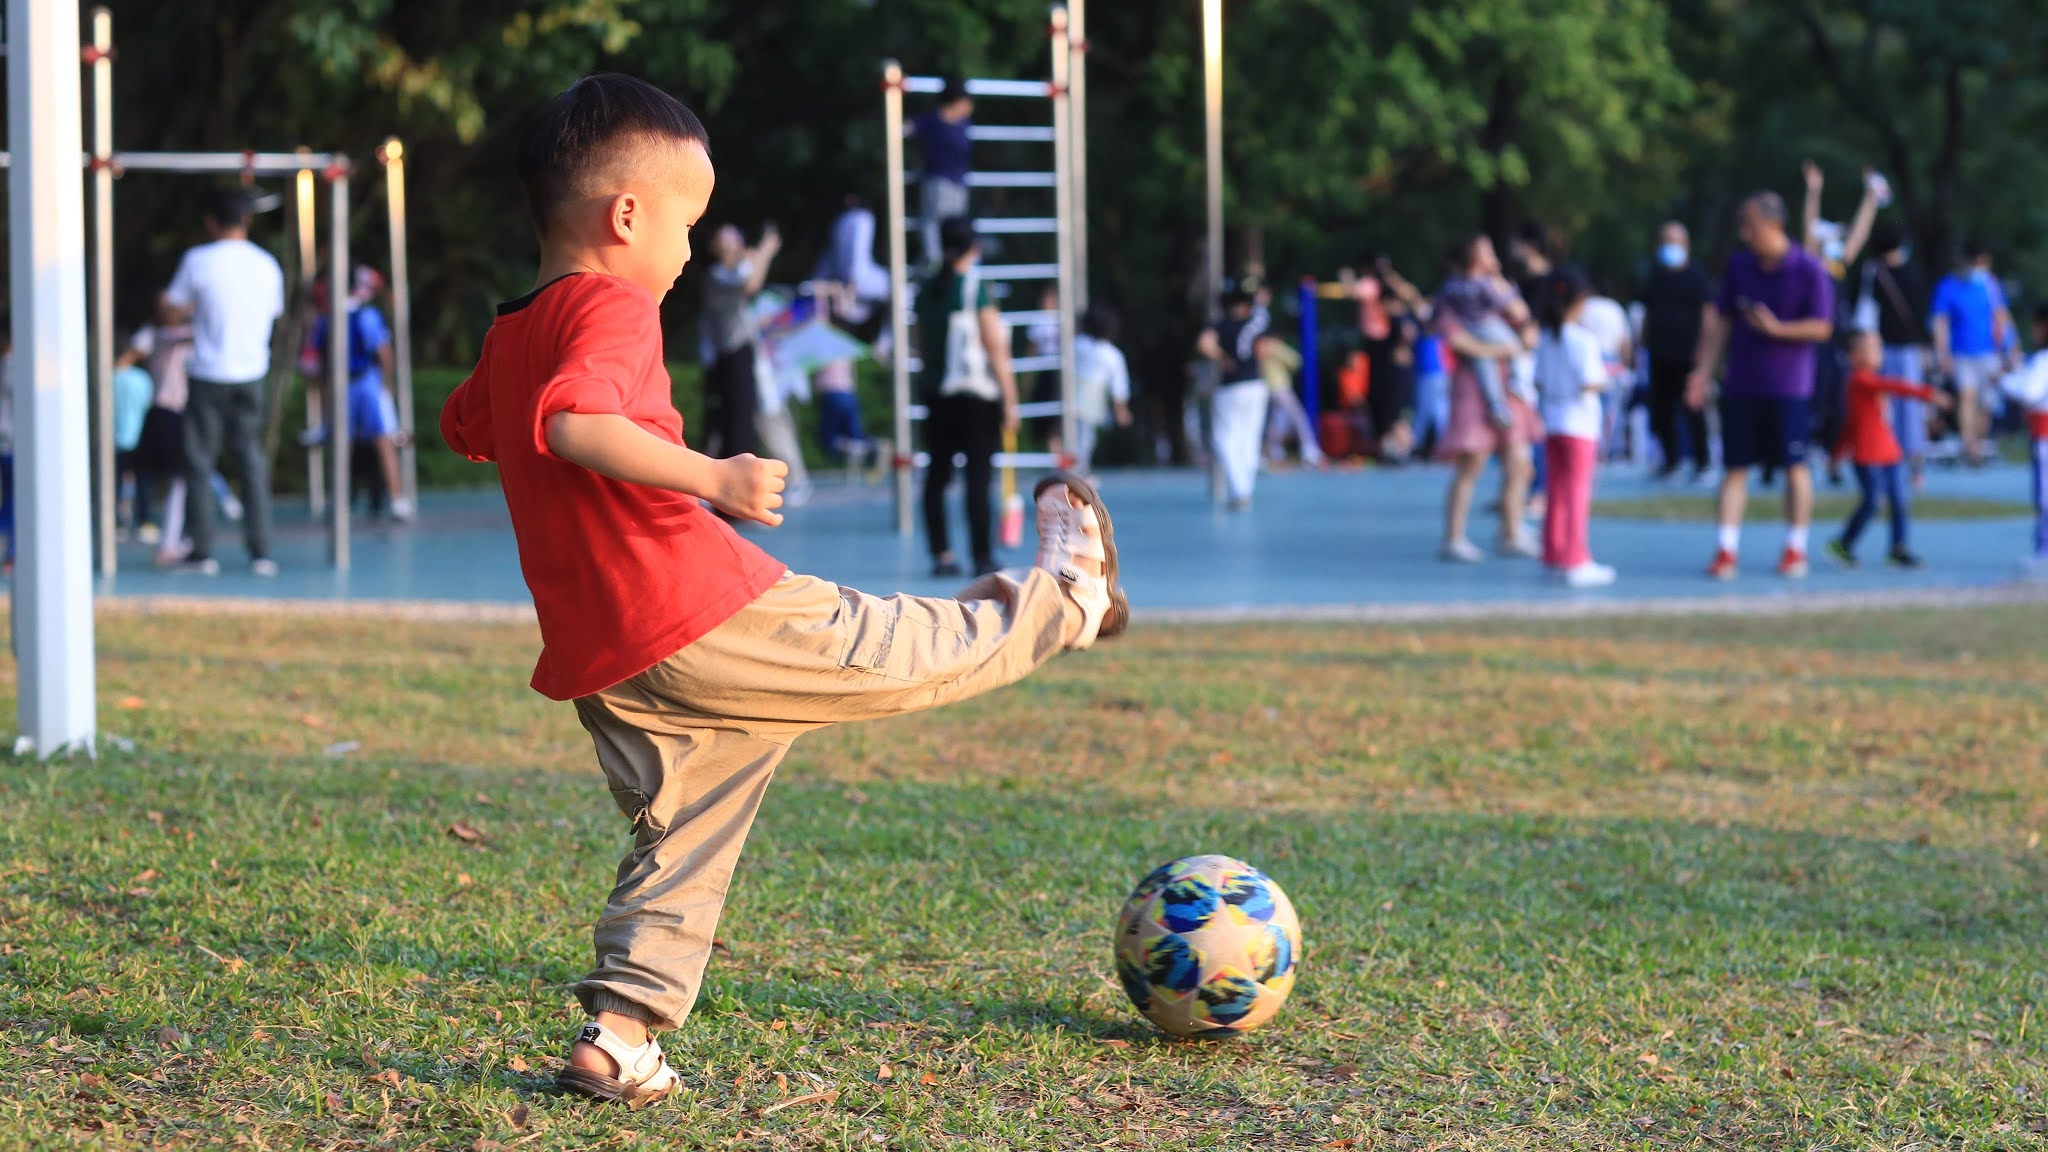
<box><xmin>1687</xmin><ymin>191</ymin><xmax>1836</xmax><ymax>580</ymax></box>
<box><xmin>911</xmin><ymin>78</ymin><xmax>974</xmax><ymax>269</ymax></box>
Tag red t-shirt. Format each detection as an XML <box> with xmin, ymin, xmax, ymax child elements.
<box><xmin>441</xmin><ymin>273</ymin><xmax>785</xmax><ymax>700</ymax></box>
<box><xmin>1835</xmin><ymin>368</ymin><xmax>1937</xmax><ymax>467</ymax></box>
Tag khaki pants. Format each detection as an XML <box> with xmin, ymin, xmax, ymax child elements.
<box><xmin>572</xmin><ymin>569</ymin><xmax>1080</xmax><ymax>1029</ymax></box>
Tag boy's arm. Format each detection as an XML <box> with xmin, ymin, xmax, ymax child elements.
<box><xmin>2000</xmin><ymin>355</ymin><xmax>2048</xmax><ymax>407</ymax></box>
<box><xmin>1857</xmin><ymin>373</ymin><xmax>1939</xmax><ymax>403</ymax></box>
<box><xmin>976</xmin><ymin>304</ymin><xmax>1019</xmax><ymax>432</ymax></box>
<box><xmin>544</xmin><ymin>411</ymin><xmax>788</xmax><ymax>526</ymax></box>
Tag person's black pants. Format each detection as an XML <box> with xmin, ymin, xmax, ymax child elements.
<box><xmin>922</xmin><ymin>393</ymin><xmax>1001</xmax><ymax>567</ymax></box>
<box><xmin>183</xmin><ymin>376</ymin><xmax>272</xmax><ymax>562</ymax></box>
<box><xmin>704</xmin><ymin>346</ymin><xmax>759</xmax><ymax>459</ymax></box>
<box><xmin>1648</xmin><ymin>357</ymin><xmax>1708</xmax><ymax>473</ymax></box>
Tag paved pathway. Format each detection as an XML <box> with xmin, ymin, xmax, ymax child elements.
<box><xmin>89</xmin><ymin>461</ymin><xmax>2046</xmax><ymax>616</ymax></box>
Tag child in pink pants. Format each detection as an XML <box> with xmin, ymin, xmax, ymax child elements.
<box><xmin>1532</xmin><ymin>266</ymin><xmax>1616</xmax><ymax>588</ymax></box>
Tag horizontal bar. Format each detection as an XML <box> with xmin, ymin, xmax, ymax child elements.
<box><xmin>906</xmin><ymin>400</ymin><xmax>1064</xmax><ymax>421</ymax></box>
<box><xmin>969</xmin><ymin>126</ymin><xmax>1057</xmax><ymax>142</ymax></box>
<box><xmin>904</xmin><ymin>76</ymin><xmax>1048</xmax><ymax>98</ymax></box>
<box><xmin>904</xmin><ymin>354</ymin><xmax>1061</xmax><ymax>375</ymax></box>
<box><xmin>1000</xmin><ymin>309</ymin><xmax>1057</xmax><ymax>326</ymax></box>
<box><xmin>0</xmin><ymin>150</ymin><xmax>345</xmax><ymax>173</ymax></box>
<box><xmin>977</xmin><ymin>263</ymin><xmax>1061</xmax><ymax>280</ymax></box>
<box><xmin>966</xmin><ymin>172</ymin><xmax>1056</xmax><ymax>188</ymax></box>
<box><xmin>912</xmin><ymin>452</ymin><xmax>1062</xmax><ymax>469</ymax></box>
<box><xmin>975</xmin><ymin>218</ymin><xmax>1058</xmax><ymax>234</ymax></box>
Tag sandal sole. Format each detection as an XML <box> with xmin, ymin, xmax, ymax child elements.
<box><xmin>556</xmin><ymin>1065</ymin><xmax>676</xmax><ymax>1109</ymax></box>
<box><xmin>1034</xmin><ymin>470</ymin><xmax>1129</xmax><ymax>640</ymax></box>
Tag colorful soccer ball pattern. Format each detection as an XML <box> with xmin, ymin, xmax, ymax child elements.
<box><xmin>1113</xmin><ymin>854</ymin><xmax>1302</xmax><ymax>1037</ymax></box>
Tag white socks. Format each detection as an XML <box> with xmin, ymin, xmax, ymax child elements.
<box><xmin>1787</xmin><ymin>525</ymin><xmax>1810</xmax><ymax>553</ymax></box>
<box><xmin>1717</xmin><ymin>524</ymin><xmax>1740</xmax><ymax>554</ymax></box>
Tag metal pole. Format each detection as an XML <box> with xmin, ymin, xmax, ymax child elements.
<box><xmin>1050</xmin><ymin>6</ymin><xmax>1080</xmax><ymax>464</ymax></box>
<box><xmin>1202</xmin><ymin>0</ymin><xmax>1224</xmax><ymax>312</ymax></box>
<box><xmin>380</xmin><ymin>138</ymin><xmax>416</xmax><ymax>510</ymax></box>
<box><xmin>295</xmin><ymin>160</ymin><xmax>323</xmax><ymax>515</ymax></box>
<box><xmin>1068</xmin><ymin>0</ymin><xmax>1088</xmax><ymax>314</ymax></box>
<box><xmin>1297</xmin><ymin>277</ymin><xmax>1320</xmax><ymax>432</ymax></box>
<box><xmin>883</xmin><ymin>60</ymin><xmax>914</xmax><ymax>538</ymax></box>
<box><xmin>327</xmin><ymin>169</ymin><xmax>350</xmax><ymax>569</ymax></box>
<box><xmin>88</xmin><ymin>6</ymin><xmax>115</xmax><ymax>578</ymax></box>
<box><xmin>10</xmin><ymin>0</ymin><xmax>98</xmax><ymax>756</ymax></box>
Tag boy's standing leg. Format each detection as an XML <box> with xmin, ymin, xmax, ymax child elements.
<box><xmin>1881</xmin><ymin>463</ymin><xmax>1911</xmax><ymax>560</ymax></box>
<box><xmin>1836</xmin><ymin>464</ymin><xmax>1878</xmax><ymax>558</ymax></box>
<box><xmin>562</xmin><ymin>476</ymin><xmax>1125</xmax><ymax>1103</ymax></box>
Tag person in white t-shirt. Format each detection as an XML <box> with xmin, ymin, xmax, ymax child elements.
<box><xmin>160</xmin><ymin>188</ymin><xmax>285</xmax><ymax>576</ymax></box>
<box><xmin>1574</xmin><ymin>289</ymin><xmax>1634</xmax><ymax>459</ymax></box>
<box><xmin>1072</xmin><ymin>306</ymin><xmax>1133</xmax><ymax>475</ymax></box>
<box><xmin>1532</xmin><ymin>266</ymin><xmax>1615</xmax><ymax>588</ymax></box>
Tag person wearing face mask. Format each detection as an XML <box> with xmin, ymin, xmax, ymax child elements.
<box><xmin>1640</xmin><ymin>221</ymin><xmax>1712</xmax><ymax>482</ymax></box>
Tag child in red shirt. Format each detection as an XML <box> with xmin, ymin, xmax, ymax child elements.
<box><xmin>440</xmin><ymin>75</ymin><xmax>1128</xmax><ymax>1106</ymax></box>
<box><xmin>1826</xmin><ymin>329</ymin><xmax>1952</xmax><ymax>569</ymax></box>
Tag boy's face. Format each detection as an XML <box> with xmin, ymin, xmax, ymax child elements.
<box><xmin>611</xmin><ymin>139</ymin><xmax>715</xmax><ymax>301</ymax></box>
<box><xmin>1849</xmin><ymin>331</ymin><xmax>1881</xmax><ymax>369</ymax></box>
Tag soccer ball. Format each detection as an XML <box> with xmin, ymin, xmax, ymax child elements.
<box><xmin>1113</xmin><ymin>854</ymin><xmax>1302</xmax><ymax>1037</ymax></box>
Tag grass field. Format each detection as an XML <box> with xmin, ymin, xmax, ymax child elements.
<box><xmin>4</xmin><ymin>605</ymin><xmax>2047</xmax><ymax>1149</ymax></box>
<box><xmin>1595</xmin><ymin>491</ymin><xmax>2032</xmax><ymax>524</ymax></box>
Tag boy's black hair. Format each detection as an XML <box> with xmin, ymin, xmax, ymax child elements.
<box><xmin>518</xmin><ymin>73</ymin><xmax>710</xmax><ymax>235</ymax></box>
<box><xmin>1081</xmin><ymin>305</ymin><xmax>1120</xmax><ymax>343</ymax></box>
<box><xmin>205</xmin><ymin>187</ymin><xmax>252</xmax><ymax>229</ymax></box>
<box><xmin>1534</xmin><ymin>264</ymin><xmax>1590</xmax><ymax>335</ymax></box>
<box><xmin>939</xmin><ymin>216</ymin><xmax>979</xmax><ymax>262</ymax></box>
<box><xmin>939</xmin><ymin>76</ymin><xmax>970</xmax><ymax>106</ymax></box>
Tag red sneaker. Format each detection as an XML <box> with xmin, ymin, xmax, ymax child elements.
<box><xmin>1706</xmin><ymin>549</ymin><xmax>1738</xmax><ymax>581</ymax></box>
<box><xmin>1778</xmin><ymin>547</ymin><xmax>1809</xmax><ymax>579</ymax></box>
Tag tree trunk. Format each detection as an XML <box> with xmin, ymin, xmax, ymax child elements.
<box><xmin>1927</xmin><ymin>60</ymin><xmax>1967</xmax><ymax>269</ymax></box>
<box><xmin>1479</xmin><ymin>71</ymin><xmax>1522</xmax><ymax>254</ymax></box>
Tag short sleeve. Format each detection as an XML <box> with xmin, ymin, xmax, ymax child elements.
<box><xmin>1571</xmin><ymin>329</ymin><xmax>1606</xmax><ymax>386</ymax></box>
<box><xmin>1929</xmin><ymin>278</ymin><xmax>1955</xmax><ymax>322</ymax></box>
<box><xmin>163</xmin><ymin>252</ymin><xmax>196</xmax><ymax>309</ymax></box>
<box><xmin>357</xmin><ymin>307</ymin><xmax>391</xmax><ymax>351</ymax></box>
<box><xmin>531</xmin><ymin>282</ymin><xmax>664</xmax><ymax>459</ymax></box>
<box><xmin>974</xmin><ymin>281</ymin><xmax>994</xmax><ymax>311</ymax></box>
<box><xmin>1805</xmin><ymin>260</ymin><xmax>1835</xmax><ymax>323</ymax></box>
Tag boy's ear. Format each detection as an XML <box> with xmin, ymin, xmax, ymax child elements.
<box><xmin>606</xmin><ymin>191</ymin><xmax>638</xmax><ymax>245</ymax></box>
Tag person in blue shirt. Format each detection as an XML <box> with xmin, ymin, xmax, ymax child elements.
<box><xmin>110</xmin><ymin>340</ymin><xmax>157</xmax><ymax>537</ymax></box>
<box><xmin>910</xmin><ymin>78</ymin><xmax>973</xmax><ymax>270</ymax></box>
<box><xmin>1930</xmin><ymin>243</ymin><xmax>2015</xmax><ymax>466</ymax></box>
<box><xmin>313</xmin><ymin>266</ymin><xmax>410</xmax><ymax>520</ymax></box>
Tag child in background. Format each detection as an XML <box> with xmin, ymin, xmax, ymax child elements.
<box><xmin>313</xmin><ymin>266</ymin><xmax>411</xmax><ymax>522</ymax></box>
<box><xmin>110</xmin><ymin>341</ymin><xmax>157</xmax><ymax>537</ymax></box>
<box><xmin>2000</xmin><ymin>304</ymin><xmax>2048</xmax><ymax>573</ymax></box>
<box><xmin>1533</xmin><ymin>266</ymin><xmax>1615</xmax><ymax>588</ymax></box>
<box><xmin>1258</xmin><ymin>332</ymin><xmax>1324</xmax><ymax>468</ymax></box>
<box><xmin>439</xmin><ymin>74</ymin><xmax>1126</xmax><ymax>1105</ymax></box>
<box><xmin>1827</xmin><ymin>329</ymin><xmax>1951</xmax><ymax>570</ymax></box>
<box><xmin>1072</xmin><ymin>306</ymin><xmax>1133</xmax><ymax>475</ymax></box>
<box><xmin>130</xmin><ymin>314</ymin><xmax>240</xmax><ymax>563</ymax></box>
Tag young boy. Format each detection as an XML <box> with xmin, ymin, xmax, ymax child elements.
<box><xmin>439</xmin><ymin>74</ymin><xmax>1128</xmax><ymax>1106</ymax></box>
<box><xmin>2000</xmin><ymin>304</ymin><xmax>2048</xmax><ymax>573</ymax></box>
<box><xmin>1826</xmin><ymin>329</ymin><xmax>1951</xmax><ymax>569</ymax></box>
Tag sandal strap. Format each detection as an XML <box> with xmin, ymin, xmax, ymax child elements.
<box><xmin>576</xmin><ymin>1022</ymin><xmax>668</xmax><ymax>1088</ymax></box>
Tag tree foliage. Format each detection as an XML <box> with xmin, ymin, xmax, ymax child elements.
<box><xmin>68</xmin><ymin>0</ymin><xmax>2048</xmax><ymax>375</ymax></box>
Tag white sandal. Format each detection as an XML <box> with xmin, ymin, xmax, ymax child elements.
<box><xmin>1033</xmin><ymin>471</ymin><xmax>1129</xmax><ymax>648</ymax></box>
<box><xmin>556</xmin><ymin>1021</ymin><xmax>679</xmax><ymax>1108</ymax></box>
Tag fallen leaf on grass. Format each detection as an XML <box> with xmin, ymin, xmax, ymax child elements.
<box><xmin>194</xmin><ymin>944</ymin><xmax>246</xmax><ymax>974</ymax></box>
<box><xmin>509</xmin><ymin>1103</ymin><xmax>529</xmax><ymax>1129</ymax></box>
<box><xmin>1097</xmin><ymin>1038</ymin><xmax>1130</xmax><ymax>1049</ymax></box>
<box><xmin>1324</xmin><ymin>1140</ymin><xmax>1360</xmax><ymax>1150</ymax></box>
<box><xmin>130</xmin><ymin>868</ymin><xmax>161</xmax><ymax>885</ymax></box>
<box><xmin>370</xmin><ymin>1069</ymin><xmax>403</xmax><ymax>1088</ymax></box>
<box><xmin>1637</xmin><ymin>1052</ymin><xmax>1659</xmax><ymax>1066</ymax></box>
<box><xmin>877</xmin><ymin>1063</ymin><xmax>893</xmax><ymax>1080</ymax></box>
<box><xmin>759</xmin><ymin>1089</ymin><xmax>840</xmax><ymax>1117</ymax></box>
<box><xmin>324</xmin><ymin>1091</ymin><xmax>344</xmax><ymax>1114</ymax></box>
<box><xmin>78</xmin><ymin>1073</ymin><xmax>107</xmax><ymax>1089</ymax></box>
<box><xmin>456</xmin><ymin>873</ymin><xmax>474</xmax><ymax>886</ymax></box>
<box><xmin>1329</xmin><ymin>1063</ymin><xmax>1359</xmax><ymax>1080</ymax></box>
<box><xmin>117</xmin><ymin>696</ymin><xmax>146</xmax><ymax>710</ymax></box>
<box><xmin>918</xmin><ymin>1072</ymin><xmax>939</xmax><ymax>1086</ymax></box>
<box><xmin>508</xmin><ymin>1055</ymin><xmax>530</xmax><ymax>1073</ymax></box>
<box><xmin>447</xmin><ymin>822</ymin><xmax>487</xmax><ymax>844</ymax></box>
<box><xmin>156</xmin><ymin>1025</ymin><xmax>185</xmax><ymax>1047</ymax></box>
<box><xmin>299</xmin><ymin>714</ymin><xmax>327</xmax><ymax>730</ymax></box>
